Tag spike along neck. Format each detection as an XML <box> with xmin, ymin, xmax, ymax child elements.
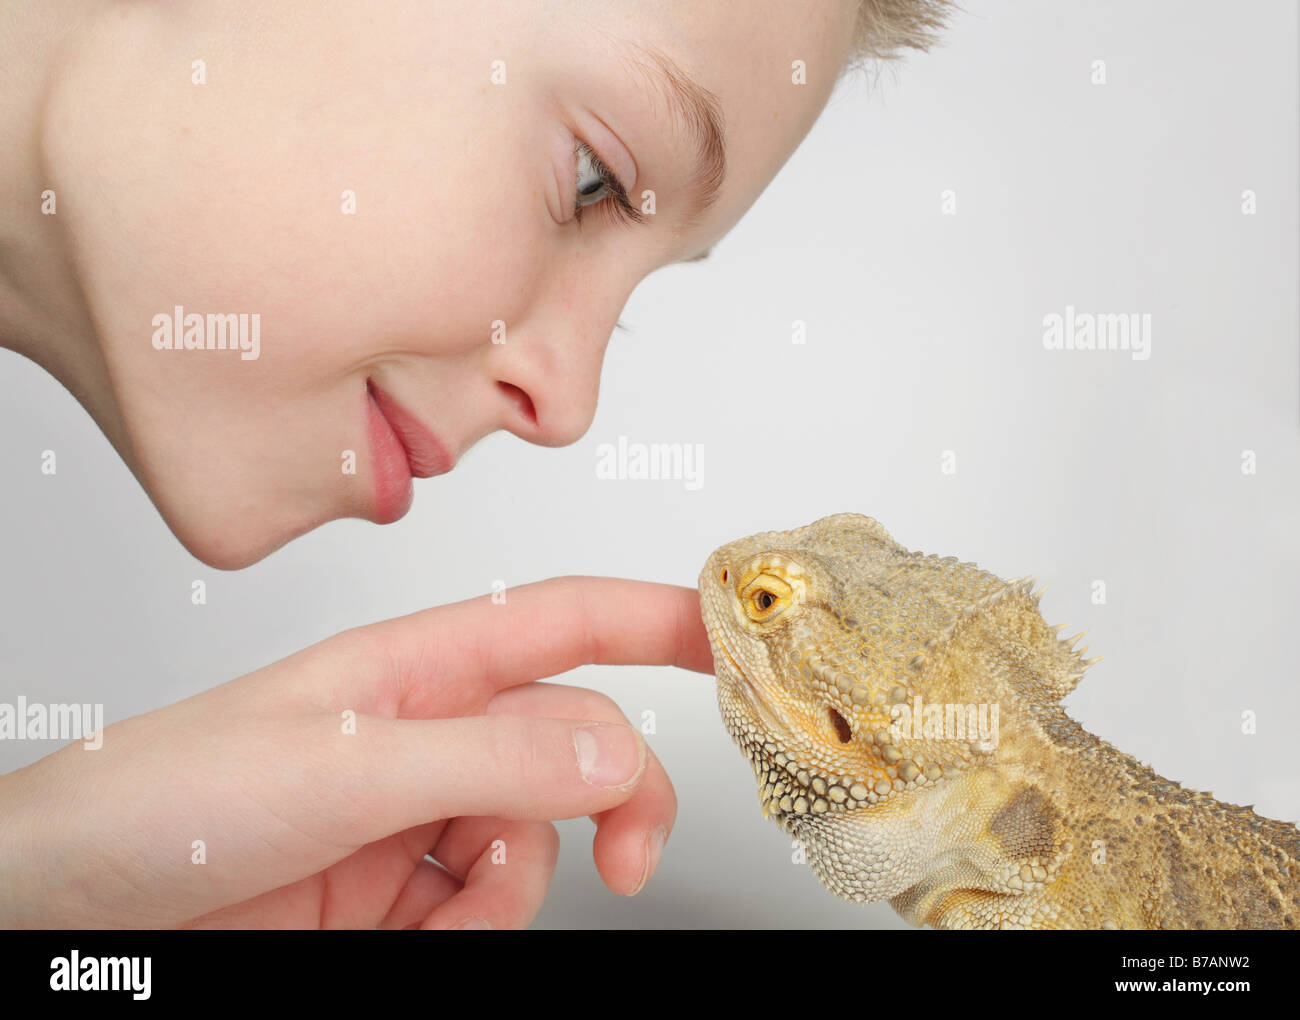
<box><xmin>925</xmin><ymin>584</ymin><xmax>1101</xmax><ymax>712</ymax></box>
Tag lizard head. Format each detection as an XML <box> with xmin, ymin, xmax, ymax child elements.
<box><xmin>699</xmin><ymin>513</ymin><xmax>1094</xmax><ymax>903</ymax></box>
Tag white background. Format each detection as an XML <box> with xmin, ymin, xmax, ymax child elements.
<box><xmin>2</xmin><ymin>0</ymin><xmax>1297</xmax><ymax>928</ymax></box>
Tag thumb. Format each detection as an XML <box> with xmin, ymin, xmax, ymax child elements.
<box><xmin>309</xmin><ymin>714</ymin><xmax>648</xmax><ymax>847</ymax></box>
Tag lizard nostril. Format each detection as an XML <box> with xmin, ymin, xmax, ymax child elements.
<box><xmin>720</xmin><ymin>568</ymin><xmax>729</xmax><ymax>584</ymax></box>
<box><xmin>829</xmin><ymin>708</ymin><xmax>852</xmax><ymax>743</ymax></box>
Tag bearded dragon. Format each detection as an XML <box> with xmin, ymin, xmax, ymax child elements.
<box><xmin>698</xmin><ymin>513</ymin><xmax>1300</xmax><ymax>929</ymax></box>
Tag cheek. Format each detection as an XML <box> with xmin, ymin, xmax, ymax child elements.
<box><xmin>52</xmin><ymin>100</ymin><xmax>401</xmax><ymax>557</ymax></box>
<box><xmin>409</xmin><ymin>102</ymin><xmax>562</xmax><ymax>350</ymax></box>
<box><xmin>45</xmin><ymin>3</ymin><xmax>573</xmax><ymax>561</ymax></box>
<box><xmin>60</xmin><ymin>13</ymin><xmax>561</xmax><ymax>390</ymax></box>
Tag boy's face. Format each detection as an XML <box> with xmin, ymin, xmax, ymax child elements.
<box><xmin>56</xmin><ymin>0</ymin><xmax>857</xmax><ymax>567</ymax></box>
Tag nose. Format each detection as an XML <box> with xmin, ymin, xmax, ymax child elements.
<box><xmin>531</xmin><ymin>366</ymin><xmax>601</xmax><ymax>447</ymax></box>
<box><xmin>699</xmin><ymin>553</ymin><xmax>725</xmax><ymax>591</ymax></box>
<box><xmin>490</xmin><ymin>255</ymin><xmax>640</xmax><ymax>447</ymax></box>
<box><xmin>702</xmin><ymin>556</ymin><xmax>734</xmax><ymax>595</ymax></box>
<box><xmin>490</xmin><ymin>321</ymin><xmax>613</xmax><ymax>448</ymax></box>
<box><xmin>496</xmin><ymin>362</ymin><xmax>600</xmax><ymax>447</ymax></box>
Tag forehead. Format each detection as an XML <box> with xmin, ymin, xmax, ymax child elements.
<box><xmin>718</xmin><ymin>515</ymin><xmax>900</xmax><ymax>573</ymax></box>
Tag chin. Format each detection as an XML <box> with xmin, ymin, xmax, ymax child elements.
<box><xmin>178</xmin><ymin>528</ymin><xmax>289</xmax><ymax>571</ymax></box>
<box><xmin>162</xmin><ymin>503</ymin><xmax>319</xmax><ymax>571</ymax></box>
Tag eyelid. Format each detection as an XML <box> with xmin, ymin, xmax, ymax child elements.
<box><xmin>573</xmin><ymin>111</ymin><xmax>638</xmax><ymax>192</ymax></box>
<box><xmin>573</xmin><ymin>136</ymin><xmax>645</xmax><ymax>228</ymax></box>
<box><xmin>578</xmin><ymin>137</ymin><xmax>630</xmax><ymax>195</ymax></box>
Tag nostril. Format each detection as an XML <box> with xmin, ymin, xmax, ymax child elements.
<box><xmin>498</xmin><ymin>382</ymin><xmax>537</xmax><ymax>427</ymax></box>
<box><xmin>720</xmin><ymin>568</ymin><xmax>729</xmax><ymax>584</ymax></box>
<box><xmin>829</xmin><ymin>708</ymin><xmax>852</xmax><ymax>743</ymax></box>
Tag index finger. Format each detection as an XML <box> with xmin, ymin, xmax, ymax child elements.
<box><xmin>294</xmin><ymin>577</ymin><xmax>714</xmax><ymax>717</ymax></box>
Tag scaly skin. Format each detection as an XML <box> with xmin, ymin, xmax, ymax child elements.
<box><xmin>699</xmin><ymin>513</ymin><xmax>1300</xmax><ymax>929</ymax></box>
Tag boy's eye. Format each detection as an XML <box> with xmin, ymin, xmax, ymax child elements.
<box><xmin>575</xmin><ymin>140</ymin><xmax>613</xmax><ymax>208</ymax></box>
<box><xmin>572</xmin><ymin>138</ymin><xmax>643</xmax><ymax>227</ymax></box>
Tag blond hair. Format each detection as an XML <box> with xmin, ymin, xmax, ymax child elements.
<box><xmin>845</xmin><ymin>0</ymin><xmax>954</xmax><ymax>70</ymax></box>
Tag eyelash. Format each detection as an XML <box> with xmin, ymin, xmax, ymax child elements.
<box><xmin>573</xmin><ymin>139</ymin><xmax>645</xmax><ymax>229</ymax></box>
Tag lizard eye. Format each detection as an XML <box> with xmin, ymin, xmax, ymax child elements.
<box><xmin>741</xmin><ymin>574</ymin><xmax>793</xmax><ymax>622</ymax></box>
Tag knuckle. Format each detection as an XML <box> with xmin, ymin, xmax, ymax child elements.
<box><xmin>496</xmin><ymin>717</ymin><xmax>554</xmax><ymax>797</ymax></box>
<box><xmin>328</xmin><ymin>622</ymin><xmax>390</xmax><ymax>675</ymax></box>
<box><xmin>571</xmin><ymin>687</ymin><xmax>623</xmax><ymax>722</ymax></box>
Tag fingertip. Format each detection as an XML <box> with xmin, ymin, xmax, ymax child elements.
<box><xmin>573</xmin><ymin>722</ymin><xmax>646</xmax><ymax>791</ymax></box>
<box><xmin>593</xmin><ymin>819</ymin><xmax>671</xmax><ymax>896</ymax></box>
<box><xmin>447</xmin><ymin>915</ymin><xmax>493</xmax><ymax>930</ymax></box>
<box><xmin>626</xmin><ymin>825</ymin><xmax>668</xmax><ymax>897</ymax></box>
<box><xmin>677</xmin><ymin>591</ymin><xmax>716</xmax><ymax>675</ymax></box>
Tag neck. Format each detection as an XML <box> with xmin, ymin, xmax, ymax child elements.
<box><xmin>892</xmin><ymin>726</ymin><xmax>1300</xmax><ymax>929</ymax></box>
<box><xmin>0</xmin><ymin>1</ymin><xmax>126</xmax><ymax>452</ymax></box>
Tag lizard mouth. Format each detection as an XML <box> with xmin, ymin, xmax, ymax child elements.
<box><xmin>712</xmin><ymin>637</ymin><xmax>785</xmax><ymax>734</ymax></box>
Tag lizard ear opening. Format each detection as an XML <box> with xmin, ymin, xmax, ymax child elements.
<box><xmin>829</xmin><ymin>708</ymin><xmax>853</xmax><ymax>743</ymax></box>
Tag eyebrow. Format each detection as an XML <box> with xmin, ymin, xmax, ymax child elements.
<box><xmin>615</xmin><ymin>39</ymin><xmax>727</xmax><ymax>240</ymax></box>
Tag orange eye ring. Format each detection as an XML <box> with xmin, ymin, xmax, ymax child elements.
<box><xmin>741</xmin><ymin>574</ymin><xmax>793</xmax><ymax>622</ymax></box>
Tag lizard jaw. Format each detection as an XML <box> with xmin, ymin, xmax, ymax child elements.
<box><xmin>714</xmin><ymin>669</ymin><xmax>882</xmax><ymax>827</ymax></box>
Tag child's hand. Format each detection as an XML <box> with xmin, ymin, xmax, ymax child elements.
<box><xmin>0</xmin><ymin>578</ymin><xmax>712</xmax><ymax>929</ymax></box>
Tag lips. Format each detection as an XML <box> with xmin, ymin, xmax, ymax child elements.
<box><xmin>365</xmin><ymin>378</ymin><xmax>452</xmax><ymax>523</ymax></box>
<box><xmin>711</xmin><ymin>633</ymin><xmax>786</xmax><ymax>733</ymax></box>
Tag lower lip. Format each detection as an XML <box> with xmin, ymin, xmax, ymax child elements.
<box><xmin>366</xmin><ymin>388</ymin><xmax>415</xmax><ymax>524</ymax></box>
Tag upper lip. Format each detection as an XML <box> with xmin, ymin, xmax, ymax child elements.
<box><xmin>367</xmin><ymin>378</ymin><xmax>454</xmax><ymax>478</ymax></box>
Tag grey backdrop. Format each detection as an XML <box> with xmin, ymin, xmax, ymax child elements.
<box><xmin>2</xmin><ymin>0</ymin><xmax>1297</xmax><ymax>929</ymax></box>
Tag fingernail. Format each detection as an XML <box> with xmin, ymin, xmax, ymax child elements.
<box><xmin>451</xmin><ymin>916</ymin><xmax>492</xmax><ymax>930</ymax></box>
<box><xmin>627</xmin><ymin>825</ymin><xmax>668</xmax><ymax>896</ymax></box>
<box><xmin>574</xmin><ymin>723</ymin><xmax>645</xmax><ymax>790</ymax></box>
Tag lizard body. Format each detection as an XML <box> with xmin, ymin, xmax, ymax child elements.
<box><xmin>699</xmin><ymin>513</ymin><xmax>1300</xmax><ymax>929</ymax></box>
